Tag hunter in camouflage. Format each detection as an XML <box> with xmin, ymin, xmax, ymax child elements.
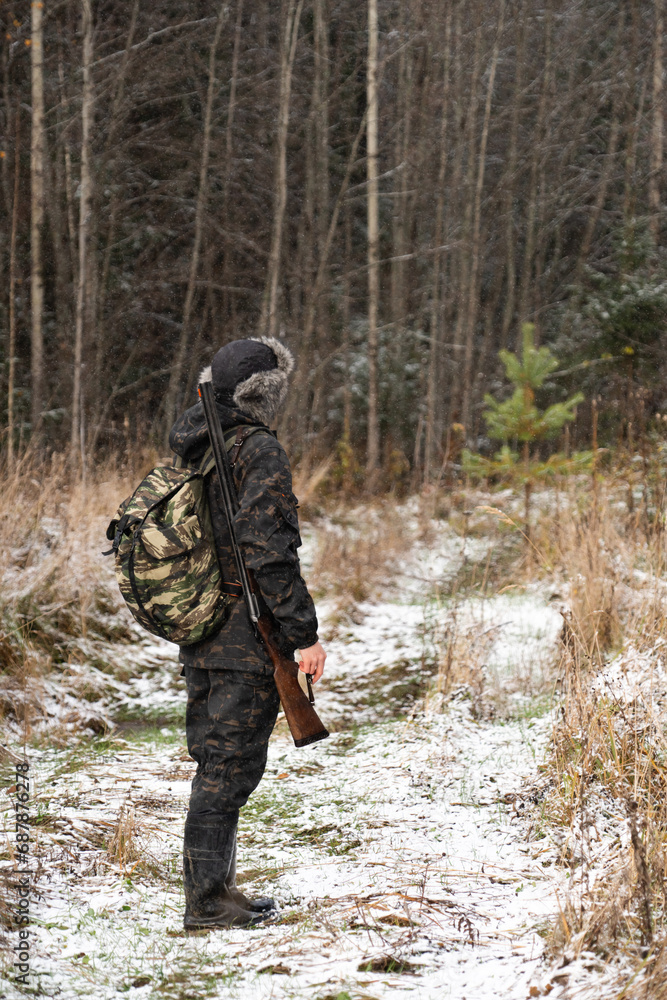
<box><xmin>168</xmin><ymin>337</ymin><xmax>327</xmax><ymax>929</ymax></box>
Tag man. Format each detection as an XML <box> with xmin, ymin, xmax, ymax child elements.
<box><xmin>168</xmin><ymin>336</ymin><xmax>327</xmax><ymax>929</ymax></box>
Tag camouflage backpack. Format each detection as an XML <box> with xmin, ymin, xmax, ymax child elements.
<box><xmin>105</xmin><ymin>428</ymin><xmax>260</xmax><ymax>646</ymax></box>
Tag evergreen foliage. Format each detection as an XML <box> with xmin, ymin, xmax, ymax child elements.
<box><xmin>463</xmin><ymin>324</ymin><xmax>590</xmax><ymax>497</ymax></box>
<box><xmin>483</xmin><ymin>324</ymin><xmax>583</xmax><ymax>446</ymax></box>
<box><xmin>555</xmin><ymin>221</ymin><xmax>667</xmax><ymax>420</ymax></box>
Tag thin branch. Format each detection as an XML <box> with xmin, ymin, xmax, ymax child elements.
<box><xmin>91</xmin><ymin>18</ymin><xmax>217</xmax><ymax>68</ymax></box>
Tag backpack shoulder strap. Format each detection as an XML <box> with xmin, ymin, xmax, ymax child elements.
<box><xmin>195</xmin><ymin>425</ymin><xmax>266</xmax><ymax>477</ymax></box>
<box><xmin>173</xmin><ymin>425</ymin><xmax>267</xmax><ymax>478</ymax></box>
<box><xmin>227</xmin><ymin>425</ymin><xmax>267</xmax><ymax>467</ymax></box>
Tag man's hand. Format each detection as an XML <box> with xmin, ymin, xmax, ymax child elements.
<box><xmin>297</xmin><ymin>641</ymin><xmax>326</xmax><ymax>684</ymax></box>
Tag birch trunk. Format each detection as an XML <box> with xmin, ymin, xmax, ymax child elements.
<box><xmin>391</xmin><ymin>7</ymin><xmax>411</xmax><ymax>333</ymax></box>
<box><xmin>500</xmin><ymin>0</ymin><xmax>526</xmax><ymax>348</ymax></box>
<box><xmin>7</xmin><ymin>113</ymin><xmax>20</xmax><ymax>470</ymax></box>
<box><xmin>314</xmin><ymin>0</ymin><xmax>329</xmax><ymax>280</ymax></box>
<box><xmin>94</xmin><ymin>0</ymin><xmax>140</xmax><ymax>421</ymax></box>
<box><xmin>343</xmin><ymin>203</ymin><xmax>352</xmax><ymax>456</ymax></box>
<box><xmin>221</xmin><ymin>0</ymin><xmax>245</xmax><ymax>323</ymax></box>
<box><xmin>30</xmin><ymin>0</ymin><xmax>45</xmax><ymax>442</ymax></box>
<box><xmin>461</xmin><ymin>2</ymin><xmax>505</xmax><ymax>434</ymax></box>
<box><xmin>450</xmin><ymin>14</ymin><xmax>482</xmax><ymax>428</ymax></box>
<box><xmin>164</xmin><ymin>3</ymin><xmax>229</xmax><ymax>431</ymax></box>
<box><xmin>71</xmin><ymin>0</ymin><xmax>94</xmax><ymax>464</ymax></box>
<box><xmin>296</xmin><ymin>0</ymin><xmax>330</xmax><ymax>443</ymax></box>
<box><xmin>649</xmin><ymin>0</ymin><xmax>664</xmax><ymax>241</ymax></box>
<box><xmin>47</xmin><ymin>107</ymin><xmax>70</xmax><ymax>363</ymax></box>
<box><xmin>1</xmin><ymin>49</ymin><xmax>10</xmax><ymax>216</ymax></box>
<box><xmin>57</xmin><ymin>41</ymin><xmax>78</xmax><ymax>282</ymax></box>
<box><xmin>308</xmin><ymin>0</ymin><xmax>330</xmax><ymax>437</ymax></box>
<box><xmin>443</xmin><ymin>3</ymin><xmax>465</xmax><ymax>430</ymax></box>
<box><xmin>424</xmin><ymin>7</ymin><xmax>452</xmax><ymax>482</ymax></box>
<box><xmin>517</xmin><ymin>0</ymin><xmax>553</xmax><ymax>339</ymax></box>
<box><xmin>258</xmin><ymin>0</ymin><xmax>304</xmax><ymax>336</ymax></box>
<box><xmin>225</xmin><ymin>0</ymin><xmax>244</xmax><ymax>192</ymax></box>
<box><xmin>366</xmin><ymin>0</ymin><xmax>380</xmax><ymax>474</ymax></box>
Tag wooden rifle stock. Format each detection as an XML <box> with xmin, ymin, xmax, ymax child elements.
<box><xmin>250</xmin><ymin>575</ymin><xmax>329</xmax><ymax>748</ymax></box>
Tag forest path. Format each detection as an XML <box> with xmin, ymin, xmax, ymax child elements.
<box><xmin>3</xmin><ymin>575</ymin><xmax>573</xmax><ymax>1000</ymax></box>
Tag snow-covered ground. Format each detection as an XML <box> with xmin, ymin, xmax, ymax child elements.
<box><xmin>1</xmin><ymin>507</ymin><xmax>584</xmax><ymax>999</ymax></box>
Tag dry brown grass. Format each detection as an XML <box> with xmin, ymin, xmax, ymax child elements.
<box><xmin>291</xmin><ymin>455</ymin><xmax>334</xmax><ymax>516</ymax></box>
<box><xmin>440</xmin><ymin>458</ymin><xmax>667</xmax><ymax>988</ymax></box>
<box><xmin>521</xmin><ymin>472</ymin><xmax>667</xmax><ymax>991</ymax></box>
<box><xmin>0</xmin><ymin>448</ymin><xmax>159</xmax><ymax>737</ymax></box>
<box><xmin>107</xmin><ymin>803</ymin><xmax>142</xmax><ymax>870</ymax></box>
<box><xmin>422</xmin><ymin>609</ymin><xmax>495</xmax><ymax>715</ymax></box>
<box><xmin>309</xmin><ymin>499</ymin><xmax>432</xmax><ymax>614</ymax></box>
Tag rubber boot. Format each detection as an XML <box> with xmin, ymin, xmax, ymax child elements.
<box><xmin>183</xmin><ymin>815</ymin><xmax>268</xmax><ymax>929</ymax></box>
<box><xmin>225</xmin><ymin>826</ymin><xmax>275</xmax><ymax>914</ymax></box>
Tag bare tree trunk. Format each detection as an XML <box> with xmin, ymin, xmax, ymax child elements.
<box><xmin>288</xmin><ymin>0</ymin><xmax>331</xmax><ymax>448</ymax></box>
<box><xmin>94</xmin><ymin>0</ymin><xmax>140</xmax><ymax>421</ymax></box>
<box><xmin>71</xmin><ymin>0</ymin><xmax>94</xmax><ymax>465</ymax></box>
<box><xmin>500</xmin><ymin>0</ymin><xmax>526</xmax><ymax>348</ymax></box>
<box><xmin>225</xmin><ymin>0</ymin><xmax>244</xmax><ymax>194</ymax></box>
<box><xmin>258</xmin><ymin>0</ymin><xmax>304</xmax><ymax>336</ymax></box>
<box><xmin>624</xmin><ymin>66</ymin><xmax>649</xmax><ymax>223</ymax></box>
<box><xmin>183</xmin><ymin>270</ymin><xmax>214</xmax><ymax>401</ymax></box>
<box><xmin>300</xmin><ymin>128</ymin><xmax>318</xmax><ymax>448</ymax></box>
<box><xmin>443</xmin><ymin>2</ymin><xmax>466</xmax><ymax>430</ymax></box>
<box><xmin>7</xmin><ymin>112</ymin><xmax>20</xmax><ymax>470</ymax></box>
<box><xmin>1</xmin><ymin>48</ymin><xmax>10</xmax><ymax>217</ymax></box>
<box><xmin>517</xmin><ymin>0</ymin><xmax>553</xmax><ymax>339</ymax></box>
<box><xmin>450</xmin><ymin>13</ymin><xmax>483</xmax><ymax>428</ymax></box>
<box><xmin>424</xmin><ymin>6</ymin><xmax>452</xmax><ymax>483</ymax></box>
<box><xmin>623</xmin><ymin>0</ymin><xmax>645</xmax><ymax>222</ymax></box>
<box><xmin>47</xmin><ymin>102</ymin><xmax>71</xmax><ymax>378</ymax></box>
<box><xmin>461</xmin><ymin>1</ymin><xmax>506</xmax><ymax>434</ymax></box>
<box><xmin>391</xmin><ymin>6</ymin><xmax>411</xmax><ymax>333</ymax></box>
<box><xmin>279</xmin><ymin>113</ymin><xmax>366</xmax><ymax>439</ymax></box>
<box><xmin>366</xmin><ymin>0</ymin><xmax>380</xmax><ymax>474</ymax></box>
<box><xmin>30</xmin><ymin>0</ymin><xmax>45</xmax><ymax>443</ymax></box>
<box><xmin>57</xmin><ymin>42</ymin><xmax>78</xmax><ymax>283</ymax></box>
<box><xmin>343</xmin><ymin>202</ymin><xmax>352</xmax><ymax>458</ymax></box>
<box><xmin>221</xmin><ymin>0</ymin><xmax>245</xmax><ymax>326</ymax></box>
<box><xmin>649</xmin><ymin>0</ymin><xmax>664</xmax><ymax>242</ymax></box>
<box><xmin>294</xmin><ymin>130</ymin><xmax>312</xmax><ymax>346</ymax></box>
<box><xmin>304</xmin><ymin>0</ymin><xmax>330</xmax><ymax>439</ymax></box>
<box><xmin>314</xmin><ymin>0</ymin><xmax>329</xmax><ymax>298</ymax></box>
<box><xmin>164</xmin><ymin>3</ymin><xmax>229</xmax><ymax>431</ymax></box>
<box><xmin>577</xmin><ymin>117</ymin><xmax>620</xmax><ymax>271</ymax></box>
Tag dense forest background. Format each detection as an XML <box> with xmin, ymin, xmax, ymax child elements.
<box><xmin>1</xmin><ymin>0</ymin><xmax>666</xmax><ymax>481</ymax></box>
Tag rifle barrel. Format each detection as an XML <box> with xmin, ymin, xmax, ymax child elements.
<box><xmin>197</xmin><ymin>378</ymin><xmax>328</xmax><ymax>748</ymax></box>
<box><xmin>199</xmin><ymin>381</ymin><xmax>258</xmax><ymax>623</ymax></box>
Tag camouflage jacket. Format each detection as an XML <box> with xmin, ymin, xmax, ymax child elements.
<box><xmin>169</xmin><ymin>401</ymin><xmax>319</xmax><ymax>673</ymax></box>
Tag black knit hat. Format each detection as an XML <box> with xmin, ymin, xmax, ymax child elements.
<box><xmin>199</xmin><ymin>336</ymin><xmax>295</xmax><ymax>426</ymax></box>
<box><xmin>211</xmin><ymin>339</ymin><xmax>277</xmax><ymax>405</ymax></box>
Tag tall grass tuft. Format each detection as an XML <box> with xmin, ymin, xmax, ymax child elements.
<box><xmin>107</xmin><ymin>804</ymin><xmax>141</xmax><ymax>870</ymax></box>
<box><xmin>0</xmin><ymin>449</ymin><xmax>158</xmax><ymax>737</ymax></box>
<box><xmin>532</xmin><ymin>469</ymin><xmax>667</xmax><ymax>991</ymax></box>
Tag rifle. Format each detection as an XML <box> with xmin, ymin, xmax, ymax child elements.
<box><xmin>198</xmin><ymin>375</ymin><xmax>329</xmax><ymax>748</ymax></box>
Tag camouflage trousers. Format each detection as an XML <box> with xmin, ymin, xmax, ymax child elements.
<box><xmin>184</xmin><ymin>665</ymin><xmax>280</xmax><ymax>824</ymax></box>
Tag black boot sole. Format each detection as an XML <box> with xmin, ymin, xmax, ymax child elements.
<box><xmin>184</xmin><ymin>911</ymin><xmax>269</xmax><ymax>930</ymax></box>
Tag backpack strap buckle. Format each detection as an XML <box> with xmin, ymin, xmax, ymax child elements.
<box><xmin>229</xmin><ymin>426</ymin><xmax>261</xmax><ymax>467</ymax></box>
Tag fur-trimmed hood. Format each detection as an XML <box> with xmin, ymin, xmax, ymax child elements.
<box><xmin>199</xmin><ymin>336</ymin><xmax>294</xmax><ymax>427</ymax></box>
